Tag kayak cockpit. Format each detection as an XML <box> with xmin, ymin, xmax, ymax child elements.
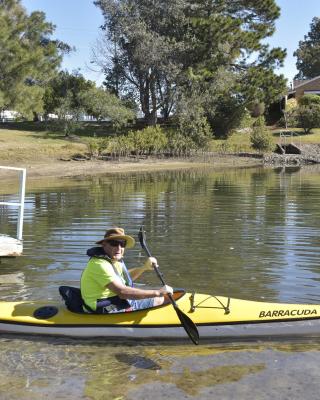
<box><xmin>58</xmin><ymin>286</ymin><xmax>187</xmax><ymax>315</ymax></box>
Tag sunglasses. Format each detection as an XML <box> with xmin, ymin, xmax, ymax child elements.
<box><xmin>107</xmin><ymin>239</ymin><xmax>127</xmax><ymax>248</ymax></box>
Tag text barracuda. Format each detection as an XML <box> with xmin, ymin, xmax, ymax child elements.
<box><xmin>259</xmin><ymin>309</ymin><xmax>318</xmax><ymax>318</ymax></box>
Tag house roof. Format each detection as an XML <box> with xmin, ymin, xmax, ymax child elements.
<box><xmin>287</xmin><ymin>75</ymin><xmax>320</xmax><ymax>95</ymax></box>
<box><xmin>292</xmin><ymin>75</ymin><xmax>320</xmax><ymax>90</ymax></box>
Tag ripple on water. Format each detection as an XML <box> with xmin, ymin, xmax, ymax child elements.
<box><xmin>1</xmin><ymin>167</ymin><xmax>320</xmax><ymax>398</ymax></box>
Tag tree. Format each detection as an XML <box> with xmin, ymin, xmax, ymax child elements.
<box><xmin>250</xmin><ymin>117</ymin><xmax>274</xmax><ymax>152</ymax></box>
<box><xmin>93</xmin><ymin>0</ymin><xmax>188</xmax><ymax>125</ymax></box>
<box><xmin>44</xmin><ymin>71</ymin><xmax>134</xmax><ymax>134</ymax></box>
<box><xmin>296</xmin><ymin>105</ymin><xmax>320</xmax><ymax>134</ymax></box>
<box><xmin>175</xmin><ymin>89</ymin><xmax>212</xmax><ymax>146</ymax></box>
<box><xmin>53</xmin><ymin>91</ymin><xmax>84</xmax><ymax>137</ymax></box>
<box><xmin>94</xmin><ymin>0</ymin><xmax>287</xmax><ymax>135</ymax></box>
<box><xmin>80</xmin><ymin>86</ymin><xmax>135</xmax><ymax>128</ymax></box>
<box><xmin>180</xmin><ymin>0</ymin><xmax>287</xmax><ymax>137</ymax></box>
<box><xmin>44</xmin><ymin>71</ymin><xmax>96</xmax><ymax>136</ymax></box>
<box><xmin>43</xmin><ymin>70</ymin><xmax>95</xmax><ymax>116</ymax></box>
<box><xmin>0</xmin><ymin>0</ymin><xmax>70</xmax><ymax>119</ymax></box>
<box><xmin>294</xmin><ymin>17</ymin><xmax>320</xmax><ymax>79</ymax></box>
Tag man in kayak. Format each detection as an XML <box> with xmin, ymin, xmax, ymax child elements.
<box><xmin>81</xmin><ymin>227</ymin><xmax>173</xmax><ymax>313</ymax></box>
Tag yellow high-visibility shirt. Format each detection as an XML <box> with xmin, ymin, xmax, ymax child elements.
<box><xmin>81</xmin><ymin>257</ymin><xmax>126</xmax><ymax>311</ymax></box>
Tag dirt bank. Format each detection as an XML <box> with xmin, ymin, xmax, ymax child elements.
<box><xmin>0</xmin><ymin>155</ymin><xmax>263</xmax><ymax>181</ymax></box>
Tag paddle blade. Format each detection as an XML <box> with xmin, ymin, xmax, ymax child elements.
<box><xmin>174</xmin><ymin>303</ymin><xmax>199</xmax><ymax>345</ymax></box>
<box><xmin>138</xmin><ymin>226</ymin><xmax>151</xmax><ymax>256</ymax></box>
<box><xmin>138</xmin><ymin>226</ymin><xmax>145</xmax><ymax>247</ymax></box>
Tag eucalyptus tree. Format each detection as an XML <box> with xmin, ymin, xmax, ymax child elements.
<box><xmin>94</xmin><ymin>0</ymin><xmax>287</xmax><ymax>137</ymax></box>
<box><xmin>93</xmin><ymin>0</ymin><xmax>188</xmax><ymax>125</ymax></box>
<box><xmin>294</xmin><ymin>17</ymin><xmax>320</xmax><ymax>79</ymax></box>
<box><xmin>0</xmin><ymin>0</ymin><xmax>70</xmax><ymax>119</ymax></box>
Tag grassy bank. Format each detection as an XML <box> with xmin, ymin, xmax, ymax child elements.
<box><xmin>210</xmin><ymin>127</ymin><xmax>320</xmax><ymax>153</ymax></box>
<box><xmin>0</xmin><ymin>122</ymin><xmax>320</xmax><ymax>172</ymax></box>
<box><xmin>1</xmin><ymin>121</ymin><xmax>260</xmax><ymax>162</ymax></box>
<box><xmin>0</xmin><ymin>128</ymin><xmax>87</xmax><ymax>162</ymax></box>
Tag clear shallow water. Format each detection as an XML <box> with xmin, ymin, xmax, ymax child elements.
<box><xmin>1</xmin><ymin>166</ymin><xmax>320</xmax><ymax>303</ymax></box>
<box><xmin>1</xmin><ymin>165</ymin><xmax>320</xmax><ymax>399</ymax></box>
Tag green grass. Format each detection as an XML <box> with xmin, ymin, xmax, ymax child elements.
<box><xmin>0</xmin><ymin>128</ymin><xmax>86</xmax><ymax>161</ymax></box>
<box><xmin>209</xmin><ymin>127</ymin><xmax>320</xmax><ymax>153</ymax></box>
<box><xmin>1</xmin><ymin>122</ymin><xmax>320</xmax><ymax>163</ymax></box>
<box><xmin>209</xmin><ymin>134</ymin><xmax>254</xmax><ymax>153</ymax></box>
<box><xmin>0</xmin><ymin>120</ymin><xmax>145</xmax><ymax>137</ymax></box>
<box><xmin>272</xmin><ymin>127</ymin><xmax>320</xmax><ymax>144</ymax></box>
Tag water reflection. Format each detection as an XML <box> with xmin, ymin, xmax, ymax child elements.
<box><xmin>2</xmin><ymin>165</ymin><xmax>320</xmax><ymax>399</ymax></box>
<box><xmin>1</xmin><ymin>166</ymin><xmax>320</xmax><ymax>304</ymax></box>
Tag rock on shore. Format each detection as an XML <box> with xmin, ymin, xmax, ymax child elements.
<box><xmin>264</xmin><ymin>144</ymin><xmax>320</xmax><ymax>166</ymax></box>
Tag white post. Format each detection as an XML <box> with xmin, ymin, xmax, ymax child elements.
<box><xmin>0</xmin><ymin>166</ymin><xmax>26</xmax><ymax>241</ymax></box>
<box><xmin>17</xmin><ymin>168</ymin><xmax>26</xmax><ymax>240</ymax></box>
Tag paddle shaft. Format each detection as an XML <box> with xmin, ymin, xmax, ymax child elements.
<box><xmin>139</xmin><ymin>237</ymin><xmax>177</xmax><ymax>306</ymax></box>
<box><xmin>138</xmin><ymin>227</ymin><xmax>199</xmax><ymax>345</ymax></box>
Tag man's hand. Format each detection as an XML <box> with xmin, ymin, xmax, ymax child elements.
<box><xmin>159</xmin><ymin>284</ymin><xmax>173</xmax><ymax>296</ymax></box>
<box><xmin>143</xmin><ymin>256</ymin><xmax>158</xmax><ymax>271</ymax></box>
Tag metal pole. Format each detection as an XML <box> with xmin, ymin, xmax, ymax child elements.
<box><xmin>17</xmin><ymin>168</ymin><xmax>26</xmax><ymax>241</ymax></box>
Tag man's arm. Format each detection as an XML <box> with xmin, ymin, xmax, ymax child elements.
<box><xmin>107</xmin><ymin>278</ymin><xmax>172</xmax><ymax>300</ymax></box>
<box><xmin>128</xmin><ymin>256</ymin><xmax>156</xmax><ymax>281</ymax></box>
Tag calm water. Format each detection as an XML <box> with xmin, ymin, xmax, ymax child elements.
<box><xmin>1</xmin><ymin>165</ymin><xmax>320</xmax><ymax>399</ymax></box>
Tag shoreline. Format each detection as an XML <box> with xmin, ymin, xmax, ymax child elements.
<box><xmin>0</xmin><ymin>155</ymin><xmax>263</xmax><ymax>181</ymax></box>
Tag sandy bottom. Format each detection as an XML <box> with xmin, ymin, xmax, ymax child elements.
<box><xmin>0</xmin><ymin>337</ymin><xmax>319</xmax><ymax>400</ymax></box>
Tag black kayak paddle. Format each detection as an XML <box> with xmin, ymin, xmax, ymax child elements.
<box><xmin>138</xmin><ymin>226</ymin><xmax>199</xmax><ymax>345</ymax></box>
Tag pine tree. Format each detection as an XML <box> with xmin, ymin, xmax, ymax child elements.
<box><xmin>0</xmin><ymin>0</ymin><xmax>70</xmax><ymax>118</ymax></box>
<box><xmin>294</xmin><ymin>17</ymin><xmax>320</xmax><ymax>79</ymax></box>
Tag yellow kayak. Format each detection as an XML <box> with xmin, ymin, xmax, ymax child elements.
<box><xmin>0</xmin><ymin>290</ymin><xmax>319</xmax><ymax>340</ymax></box>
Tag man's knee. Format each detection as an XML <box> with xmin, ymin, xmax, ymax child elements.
<box><xmin>153</xmin><ymin>296</ymin><xmax>165</xmax><ymax>306</ymax></box>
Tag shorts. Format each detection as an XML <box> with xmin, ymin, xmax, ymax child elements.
<box><xmin>127</xmin><ymin>298</ymin><xmax>155</xmax><ymax>311</ymax></box>
<box><xmin>95</xmin><ymin>296</ymin><xmax>155</xmax><ymax>314</ymax></box>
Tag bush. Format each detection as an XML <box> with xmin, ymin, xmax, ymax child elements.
<box><xmin>103</xmin><ymin>125</ymin><xmax>169</xmax><ymax>159</ymax></box>
<box><xmin>177</xmin><ymin>110</ymin><xmax>212</xmax><ymax>149</ymax></box>
<box><xmin>108</xmin><ymin>135</ymin><xmax>134</xmax><ymax>158</ymax></box>
<box><xmin>165</xmin><ymin>130</ymin><xmax>197</xmax><ymax>156</ymax></box>
<box><xmin>280</xmin><ymin>98</ymin><xmax>298</xmax><ymax>128</ymax></box>
<box><xmin>217</xmin><ymin>141</ymin><xmax>231</xmax><ymax>154</ymax></box>
<box><xmin>238</xmin><ymin>109</ymin><xmax>254</xmax><ymax>129</ymax></box>
<box><xmin>250</xmin><ymin>118</ymin><xmax>274</xmax><ymax>152</ymax></box>
<box><xmin>249</xmin><ymin>101</ymin><xmax>265</xmax><ymax>118</ymax></box>
<box><xmin>296</xmin><ymin>104</ymin><xmax>320</xmax><ymax>134</ymax></box>
<box><xmin>208</xmin><ymin>97</ymin><xmax>246</xmax><ymax>139</ymax></box>
<box><xmin>127</xmin><ymin>125</ymin><xmax>168</xmax><ymax>155</ymax></box>
<box><xmin>175</xmin><ymin>92</ymin><xmax>212</xmax><ymax>146</ymax></box>
<box><xmin>84</xmin><ymin>137</ymin><xmax>109</xmax><ymax>158</ymax></box>
<box><xmin>298</xmin><ymin>94</ymin><xmax>320</xmax><ymax>107</ymax></box>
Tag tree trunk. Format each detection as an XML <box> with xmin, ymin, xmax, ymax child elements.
<box><xmin>149</xmin><ymin>74</ymin><xmax>157</xmax><ymax>125</ymax></box>
<box><xmin>140</xmin><ymin>76</ymin><xmax>151</xmax><ymax>124</ymax></box>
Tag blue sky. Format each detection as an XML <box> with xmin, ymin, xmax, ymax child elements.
<box><xmin>21</xmin><ymin>0</ymin><xmax>320</xmax><ymax>86</ymax></box>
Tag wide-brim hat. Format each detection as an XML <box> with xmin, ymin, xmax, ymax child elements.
<box><xmin>96</xmin><ymin>227</ymin><xmax>135</xmax><ymax>248</ymax></box>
